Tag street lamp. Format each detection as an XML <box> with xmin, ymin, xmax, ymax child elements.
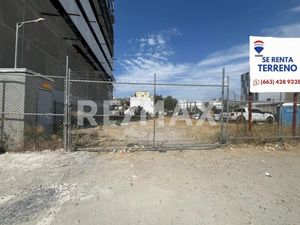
<box><xmin>14</xmin><ymin>18</ymin><xmax>46</xmax><ymax>68</ymax></box>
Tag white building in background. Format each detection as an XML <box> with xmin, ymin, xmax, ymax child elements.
<box><xmin>179</xmin><ymin>100</ymin><xmax>205</xmax><ymax>109</ymax></box>
<box><xmin>211</xmin><ymin>101</ymin><xmax>221</xmax><ymax>110</ymax></box>
<box><xmin>130</xmin><ymin>91</ymin><xmax>154</xmax><ymax>114</ymax></box>
<box><xmin>179</xmin><ymin>100</ymin><xmax>223</xmax><ymax>110</ymax></box>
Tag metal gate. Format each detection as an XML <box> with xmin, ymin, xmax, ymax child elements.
<box><xmin>0</xmin><ymin>67</ymin><xmax>230</xmax><ymax>152</ymax></box>
<box><xmin>2</xmin><ymin>65</ymin><xmax>300</xmax><ymax>152</ymax></box>
<box><xmin>68</xmin><ymin>70</ymin><xmax>230</xmax><ymax>152</ymax></box>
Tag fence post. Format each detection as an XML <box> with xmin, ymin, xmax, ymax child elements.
<box><xmin>278</xmin><ymin>93</ymin><xmax>282</xmax><ymax>138</ymax></box>
<box><xmin>64</xmin><ymin>56</ymin><xmax>70</xmax><ymax>151</ymax></box>
<box><xmin>220</xmin><ymin>68</ymin><xmax>225</xmax><ymax>144</ymax></box>
<box><xmin>226</xmin><ymin>76</ymin><xmax>230</xmax><ymax>144</ymax></box>
<box><xmin>153</xmin><ymin>73</ymin><xmax>157</xmax><ymax>150</ymax></box>
<box><xmin>67</xmin><ymin>68</ymin><xmax>71</xmax><ymax>149</ymax></box>
<box><xmin>292</xmin><ymin>93</ymin><xmax>298</xmax><ymax>136</ymax></box>
<box><xmin>1</xmin><ymin>82</ymin><xmax>6</xmax><ymax>143</ymax></box>
<box><xmin>248</xmin><ymin>93</ymin><xmax>253</xmax><ymax>132</ymax></box>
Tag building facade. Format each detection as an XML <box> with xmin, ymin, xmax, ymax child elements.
<box><xmin>241</xmin><ymin>72</ymin><xmax>289</xmax><ymax>102</ymax></box>
<box><xmin>241</xmin><ymin>73</ymin><xmax>259</xmax><ymax>101</ymax></box>
<box><xmin>130</xmin><ymin>91</ymin><xmax>154</xmax><ymax>114</ymax></box>
<box><xmin>0</xmin><ymin>1</ymin><xmax>116</xmax><ymax>148</ymax></box>
<box><xmin>0</xmin><ymin>0</ymin><xmax>115</xmax><ymax>80</ymax></box>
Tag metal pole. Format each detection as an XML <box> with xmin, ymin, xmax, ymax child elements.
<box><xmin>14</xmin><ymin>23</ymin><xmax>19</xmax><ymax>68</ymax></box>
<box><xmin>14</xmin><ymin>19</ymin><xmax>46</xmax><ymax>68</ymax></box>
<box><xmin>153</xmin><ymin>73</ymin><xmax>157</xmax><ymax>149</ymax></box>
<box><xmin>64</xmin><ymin>56</ymin><xmax>69</xmax><ymax>151</ymax></box>
<box><xmin>278</xmin><ymin>92</ymin><xmax>282</xmax><ymax>138</ymax></box>
<box><xmin>248</xmin><ymin>93</ymin><xmax>253</xmax><ymax>132</ymax></box>
<box><xmin>292</xmin><ymin>93</ymin><xmax>298</xmax><ymax>136</ymax></box>
<box><xmin>67</xmin><ymin>68</ymin><xmax>71</xmax><ymax>149</ymax></box>
<box><xmin>226</xmin><ymin>76</ymin><xmax>230</xmax><ymax>143</ymax></box>
<box><xmin>220</xmin><ymin>68</ymin><xmax>225</xmax><ymax>143</ymax></box>
<box><xmin>1</xmin><ymin>82</ymin><xmax>6</xmax><ymax>142</ymax></box>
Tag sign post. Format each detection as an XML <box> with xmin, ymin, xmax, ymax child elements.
<box><xmin>250</xmin><ymin>36</ymin><xmax>300</xmax><ymax>93</ymax></box>
<box><xmin>293</xmin><ymin>93</ymin><xmax>298</xmax><ymax>136</ymax></box>
<box><xmin>248</xmin><ymin>93</ymin><xmax>253</xmax><ymax>132</ymax></box>
<box><xmin>250</xmin><ymin>36</ymin><xmax>300</xmax><ymax>135</ymax></box>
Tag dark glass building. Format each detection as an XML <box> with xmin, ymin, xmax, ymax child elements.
<box><xmin>0</xmin><ymin>1</ymin><xmax>116</xmax><ymax>148</ymax></box>
<box><xmin>0</xmin><ymin>0</ymin><xmax>115</xmax><ymax>81</ymax></box>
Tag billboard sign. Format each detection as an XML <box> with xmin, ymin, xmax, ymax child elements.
<box><xmin>250</xmin><ymin>36</ymin><xmax>300</xmax><ymax>93</ymax></box>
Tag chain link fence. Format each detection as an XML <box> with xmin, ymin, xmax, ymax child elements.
<box><xmin>226</xmin><ymin>100</ymin><xmax>300</xmax><ymax>143</ymax></box>
<box><xmin>0</xmin><ymin>71</ymin><xmax>65</xmax><ymax>152</ymax></box>
<box><xmin>69</xmin><ymin>72</ymin><xmax>228</xmax><ymax>151</ymax></box>
<box><xmin>1</xmin><ymin>68</ymin><xmax>300</xmax><ymax>152</ymax></box>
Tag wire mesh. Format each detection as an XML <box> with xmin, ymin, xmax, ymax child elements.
<box><xmin>2</xmin><ymin>71</ymin><xmax>299</xmax><ymax>152</ymax></box>
<box><xmin>0</xmin><ymin>73</ymin><xmax>65</xmax><ymax>151</ymax></box>
<box><xmin>226</xmin><ymin>100</ymin><xmax>300</xmax><ymax>143</ymax></box>
<box><xmin>69</xmin><ymin>76</ymin><xmax>225</xmax><ymax>151</ymax></box>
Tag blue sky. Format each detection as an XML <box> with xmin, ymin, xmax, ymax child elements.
<box><xmin>114</xmin><ymin>0</ymin><xmax>300</xmax><ymax>100</ymax></box>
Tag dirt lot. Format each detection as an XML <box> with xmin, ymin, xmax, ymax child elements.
<box><xmin>1</xmin><ymin>145</ymin><xmax>300</xmax><ymax>225</ymax></box>
<box><xmin>72</xmin><ymin>118</ymin><xmax>298</xmax><ymax>151</ymax></box>
<box><xmin>73</xmin><ymin>119</ymin><xmax>221</xmax><ymax>150</ymax></box>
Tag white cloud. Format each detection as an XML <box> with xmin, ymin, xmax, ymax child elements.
<box><xmin>262</xmin><ymin>23</ymin><xmax>300</xmax><ymax>37</ymax></box>
<box><xmin>147</xmin><ymin>37</ymin><xmax>156</xmax><ymax>46</ymax></box>
<box><xmin>198</xmin><ymin>44</ymin><xmax>248</xmax><ymax>67</ymax></box>
<box><xmin>116</xmin><ymin>23</ymin><xmax>300</xmax><ymax>100</ymax></box>
<box><xmin>157</xmin><ymin>35</ymin><xmax>166</xmax><ymax>45</ymax></box>
<box><xmin>289</xmin><ymin>5</ymin><xmax>300</xmax><ymax>13</ymax></box>
<box><xmin>278</xmin><ymin>5</ymin><xmax>300</xmax><ymax>16</ymax></box>
<box><xmin>116</xmin><ymin>29</ymin><xmax>248</xmax><ymax>100</ymax></box>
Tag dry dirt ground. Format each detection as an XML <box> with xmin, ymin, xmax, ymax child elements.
<box><xmin>72</xmin><ymin>118</ymin><xmax>297</xmax><ymax>150</ymax></box>
<box><xmin>1</xmin><ymin>144</ymin><xmax>300</xmax><ymax>225</ymax></box>
<box><xmin>73</xmin><ymin>119</ymin><xmax>221</xmax><ymax>149</ymax></box>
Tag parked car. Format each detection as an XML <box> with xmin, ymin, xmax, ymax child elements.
<box><xmin>229</xmin><ymin>107</ymin><xmax>274</xmax><ymax>123</ymax></box>
<box><xmin>191</xmin><ymin>113</ymin><xmax>202</xmax><ymax>120</ymax></box>
<box><xmin>213</xmin><ymin>112</ymin><xmax>231</xmax><ymax>122</ymax></box>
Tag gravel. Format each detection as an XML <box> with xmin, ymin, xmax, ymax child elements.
<box><xmin>0</xmin><ymin>145</ymin><xmax>299</xmax><ymax>225</ymax></box>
